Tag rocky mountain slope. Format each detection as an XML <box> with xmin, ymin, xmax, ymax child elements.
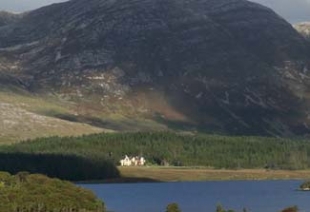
<box><xmin>0</xmin><ymin>11</ymin><xmax>22</xmax><ymax>27</ymax></box>
<box><xmin>1</xmin><ymin>0</ymin><xmax>310</xmax><ymax>139</ymax></box>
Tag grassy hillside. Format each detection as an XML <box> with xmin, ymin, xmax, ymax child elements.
<box><xmin>0</xmin><ymin>90</ymin><xmax>168</xmax><ymax>144</ymax></box>
<box><xmin>0</xmin><ymin>89</ymin><xmax>170</xmax><ymax>145</ymax></box>
<box><xmin>1</xmin><ymin>132</ymin><xmax>310</xmax><ymax>171</ymax></box>
<box><xmin>0</xmin><ymin>90</ymin><xmax>107</xmax><ymax>144</ymax></box>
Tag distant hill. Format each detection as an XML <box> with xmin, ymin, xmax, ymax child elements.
<box><xmin>1</xmin><ymin>0</ymin><xmax>310</xmax><ymax>139</ymax></box>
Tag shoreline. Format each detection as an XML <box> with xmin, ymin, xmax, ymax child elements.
<box><xmin>77</xmin><ymin>166</ymin><xmax>310</xmax><ymax>184</ymax></box>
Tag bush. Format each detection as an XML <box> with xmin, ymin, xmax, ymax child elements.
<box><xmin>299</xmin><ymin>181</ymin><xmax>310</xmax><ymax>190</ymax></box>
<box><xmin>281</xmin><ymin>206</ymin><xmax>299</xmax><ymax>212</ymax></box>
<box><xmin>0</xmin><ymin>172</ymin><xmax>105</xmax><ymax>212</ymax></box>
<box><xmin>166</xmin><ymin>203</ymin><xmax>181</xmax><ymax>212</ymax></box>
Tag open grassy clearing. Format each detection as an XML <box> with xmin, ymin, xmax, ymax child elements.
<box><xmin>118</xmin><ymin>166</ymin><xmax>310</xmax><ymax>182</ymax></box>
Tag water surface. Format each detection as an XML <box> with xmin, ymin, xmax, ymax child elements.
<box><xmin>80</xmin><ymin>180</ymin><xmax>310</xmax><ymax>212</ymax></box>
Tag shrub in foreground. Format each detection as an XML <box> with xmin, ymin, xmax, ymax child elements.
<box><xmin>0</xmin><ymin>171</ymin><xmax>105</xmax><ymax>212</ymax></box>
<box><xmin>166</xmin><ymin>203</ymin><xmax>181</xmax><ymax>212</ymax></box>
<box><xmin>281</xmin><ymin>206</ymin><xmax>299</xmax><ymax>212</ymax></box>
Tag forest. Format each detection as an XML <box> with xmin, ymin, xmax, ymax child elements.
<box><xmin>0</xmin><ymin>132</ymin><xmax>309</xmax><ymax>180</ymax></box>
<box><xmin>0</xmin><ymin>152</ymin><xmax>119</xmax><ymax>181</ymax></box>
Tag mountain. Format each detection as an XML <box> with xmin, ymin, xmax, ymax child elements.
<box><xmin>1</xmin><ymin>0</ymin><xmax>310</xmax><ymax>140</ymax></box>
<box><xmin>0</xmin><ymin>11</ymin><xmax>22</xmax><ymax>27</ymax></box>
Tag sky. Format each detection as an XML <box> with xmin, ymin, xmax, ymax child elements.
<box><xmin>250</xmin><ymin>0</ymin><xmax>310</xmax><ymax>23</ymax></box>
<box><xmin>0</xmin><ymin>0</ymin><xmax>309</xmax><ymax>23</ymax></box>
<box><xmin>0</xmin><ymin>0</ymin><xmax>67</xmax><ymax>12</ymax></box>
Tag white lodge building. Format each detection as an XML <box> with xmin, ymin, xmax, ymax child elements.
<box><xmin>120</xmin><ymin>155</ymin><xmax>146</xmax><ymax>166</ymax></box>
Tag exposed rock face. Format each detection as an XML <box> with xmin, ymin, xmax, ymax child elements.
<box><xmin>1</xmin><ymin>0</ymin><xmax>310</xmax><ymax>136</ymax></box>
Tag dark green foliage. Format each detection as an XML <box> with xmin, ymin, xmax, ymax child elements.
<box><xmin>300</xmin><ymin>181</ymin><xmax>310</xmax><ymax>190</ymax></box>
<box><xmin>1</xmin><ymin>132</ymin><xmax>310</xmax><ymax>171</ymax></box>
<box><xmin>16</xmin><ymin>171</ymin><xmax>29</xmax><ymax>183</ymax></box>
<box><xmin>0</xmin><ymin>153</ymin><xmax>120</xmax><ymax>181</ymax></box>
<box><xmin>281</xmin><ymin>206</ymin><xmax>299</xmax><ymax>212</ymax></box>
<box><xmin>166</xmin><ymin>203</ymin><xmax>181</xmax><ymax>212</ymax></box>
<box><xmin>169</xmin><ymin>203</ymin><xmax>298</xmax><ymax>212</ymax></box>
<box><xmin>215</xmin><ymin>204</ymin><xmax>237</xmax><ymax>212</ymax></box>
<box><xmin>0</xmin><ymin>172</ymin><xmax>105</xmax><ymax>212</ymax></box>
<box><xmin>216</xmin><ymin>204</ymin><xmax>226</xmax><ymax>212</ymax></box>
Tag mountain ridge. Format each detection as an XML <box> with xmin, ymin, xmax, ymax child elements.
<box><xmin>1</xmin><ymin>0</ymin><xmax>310</xmax><ymax>140</ymax></box>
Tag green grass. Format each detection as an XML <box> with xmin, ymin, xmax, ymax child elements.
<box><xmin>0</xmin><ymin>90</ymin><xmax>105</xmax><ymax>144</ymax></box>
<box><xmin>118</xmin><ymin>166</ymin><xmax>310</xmax><ymax>182</ymax></box>
<box><xmin>0</xmin><ymin>90</ymin><xmax>168</xmax><ymax>144</ymax></box>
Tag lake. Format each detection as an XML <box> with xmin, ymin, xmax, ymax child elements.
<box><xmin>79</xmin><ymin>180</ymin><xmax>310</xmax><ymax>212</ymax></box>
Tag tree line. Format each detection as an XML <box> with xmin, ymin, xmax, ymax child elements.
<box><xmin>0</xmin><ymin>152</ymin><xmax>119</xmax><ymax>181</ymax></box>
<box><xmin>165</xmin><ymin>203</ymin><xmax>298</xmax><ymax>212</ymax></box>
<box><xmin>1</xmin><ymin>132</ymin><xmax>310</xmax><ymax>173</ymax></box>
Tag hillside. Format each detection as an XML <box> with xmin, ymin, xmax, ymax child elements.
<box><xmin>0</xmin><ymin>91</ymin><xmax>109</xmax><ymax>143</ymax></box>
<box><xmin>0</xmin><ymin>11</ymin><xmax>21</xmax><ymax>27</ymax></box>
<box><xmin>1</xmin><ymin>0</ymin><xmax>310</xmax><ymax>138</ymax></box>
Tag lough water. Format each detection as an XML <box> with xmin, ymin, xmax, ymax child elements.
<box><xmin>80</xmin><ymin>180</ymin><xmax>310</xmax><ymax>212</ymax></box>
